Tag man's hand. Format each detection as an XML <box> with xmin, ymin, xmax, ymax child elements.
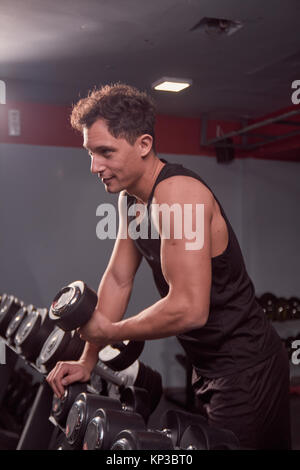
<box><xmin>77</xmin><ymin>310</ymin><xmax>115</xmax><ymax>345</ymax></box>
<box><xmin>46</xmin><ymin>360</ymin><xmax>91</xmax><ymax>399</ymax></box>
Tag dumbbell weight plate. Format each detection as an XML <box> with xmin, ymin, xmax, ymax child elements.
<box><xmin>259</xmin><ymin>293</ymin><xmax>277</xmax><ymax>321</ymax></box>
<box><xmin>134</xmin><ymin>362</ymin><xmax>163</xmax><ymax>413</ymax></box>
<box><xmin>6</xmin><ymin>305</ymin><xmax>35</xmax><ymax>344</ymax></box>
<box><xmin>289</xmin><ymin>297</ymin><xmax>300</xmax><ymax>320</ymax></box>
<box><xmin>180</xmin><ymin>423</ymin><xmax>240</xmax><ymax>450</ymax></box>
<box><xmin>83</xmin><ymin>408</ymin><xmax>145</xmax><ymax>450</ymax></box>
<box><xmin>110</xmin><ymin>429</ymin><xmax>174</xmax><ymax>450</ymax></box>
<box><xmin>0</xmin><ymin>296</ymin><xmax>22</xmax><ymax>337</ymax></box>
<box><xmin>160</xmin><ymin>409</ymin><xmax>216</xmax><ymax>447</ymax></box>
<box><xmin>275</xmin><ymin>298</ymin><xmax>291</xmax><ymax>322</ymax></box>
<box><xmin>120</xmin><ymin>386</ymin><xmax>151</xmax><ymax>423</ymax></box>
<box><xmin>0</xmin><ymin>294</ymin><xmax>8</xmax><ymax>309</ymax></box>
<box><xmin>14</xmin><ymin>308</ymin><xmax>53</xmax><ymax>361</ymax></box>
<box><xmin>36</xmin><ymin>327</ymin><xmax>85</xmax><ymax>374</ymax></box>
<box><xmin>49</xmin><ymin>429</ymin><xmax>75</xmax><ymax>450</ymax></box>
<box><xmin>52</xmin><ymin>382</ymin><xmax>88</xmax><ymax>427</ymax></box>
<box><xmin>99</xmin><ymin>340</ymin><xmax>145</xmax><ymax>372</ymax></box>
<box><xmin>49</xmin><ymin>281</ymin><xmax>98</xmax><ymax>331</ymax></box>
<box><xmin>65</xmin><ymin>392</ymin><xmax>122</xmax><ymax>449</ymax></box>
<box><xmin>179</xmin><ymin>424</ymin><xmax>208</xmax><ymax>450</ymax></box>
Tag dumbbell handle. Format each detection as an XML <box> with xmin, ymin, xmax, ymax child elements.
<box><xmin>93</xmin><ymin>363</ymin><xmax>126</xmax><ymax>387</ymax></box>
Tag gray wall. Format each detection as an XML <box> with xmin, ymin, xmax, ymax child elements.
<box><xmin>0</xmin><ymin>143</ymin><xmax>299</xmax><ymax>387</ymax></box>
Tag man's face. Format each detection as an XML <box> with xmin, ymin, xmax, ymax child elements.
<box><xmin>83</xmin><ymin>119</ymin><xmax>147</xmax><ymax>194</ymax></box>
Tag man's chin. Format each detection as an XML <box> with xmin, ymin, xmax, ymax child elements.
<box><xmin>104</xmin><ymin>183</ymin><xmax>120</xmax><ymax>194</ymax></box>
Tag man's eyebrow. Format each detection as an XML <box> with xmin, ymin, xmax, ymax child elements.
<box><xmin>83</xmin><ymin>144</ymin><xmax>115</xmax><ymax>152</ymax></box>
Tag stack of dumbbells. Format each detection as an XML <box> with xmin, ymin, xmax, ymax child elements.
<box><xmin>257</xmin><ymin>293</ymin><xmax>300</xmax><ymax>322</ymax></box>
<box><xmin>0</xmin><ymin>283</ymin><xmax>241</xmax><ymax>450</ymax></box>
<box><xmin>257</xmin><ymin>293</ymin><xmax>300</xmax><ymax>361</ymax></box>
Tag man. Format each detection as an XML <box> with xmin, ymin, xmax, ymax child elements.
<box><xmin>47</xmin><ymin>83</ymin><xmax>291</xmax><ymax>449</ymax></box>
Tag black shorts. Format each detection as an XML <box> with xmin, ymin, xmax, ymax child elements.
<box><xmin>192</xmin><ymin>345</ymin><xmax>291</xmax><ymax>450</ymax></box>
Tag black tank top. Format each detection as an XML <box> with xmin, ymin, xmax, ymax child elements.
<box><xmin>126</xmin><ymin>161</ymin><xmax>282</xmax><ymax>378</ymax></box>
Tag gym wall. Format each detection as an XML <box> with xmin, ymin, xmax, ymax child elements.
<box><xmin>0</xmin><ymin>142</ymin><xmax>299</xmax><ymax>387</ymax></box>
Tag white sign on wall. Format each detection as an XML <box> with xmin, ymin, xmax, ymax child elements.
<box><xmin>0</xmin><ymin>80</ymin><xmax>6</xmax><ymax>104</ymax></box>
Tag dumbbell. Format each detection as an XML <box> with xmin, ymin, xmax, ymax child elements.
<box><xmin>65</xmin><ymin>392</ymin><xmax>123</xmax><ymax>449</ymax></box>
<box><xmin>289</xmin><ymin>297</ymin><xmax>300</xmax><ymax>320</ymax></box>
<box><xmin>97</xmin><ymin>345</ymin><xmax>163</xmax><ymax>415</ymax></box>
<box><xmin>14</xmin><ymin>308</ymin><xmax>54</xmax><ymax>362</ymax></box>
<box><xmin>49</xmin><ymin>281</ymin><xmax>98</xmax><ymax>331</ymax></box>
<box><xmin>179</xmin><ymin>423</ymin><xmax>240</xmax><ymax>450</ymax></box>
<box><xmin>258</xmin><ymin>293</ymin><xmax>277</xmax><ymax>321</ymax></box>
<box><xmin>49</xmin><ymin>280</ymin><xmax>145</xmax><ymax>370</ymax></box>
<box><xmin>83</xmin><ymin>408</ymin><xmax>145</xmax><ymax>450</ymax></box>
<box><xmin>0</xmin><ymin>295</ymin><xmax>23</xmax><ymax>337</ymax></box>
<box><xmin>48</xmin><ymin>428</ymin><xmax>74</xmax><ymax>451</ymax></box>
<box><xmin>110</xmin><ymin>429</ymin><xmax>174</xmax><ymax>450</ymax></box>
<box><xmin>5</xmin><ymin>304</ymin><xmax>35</xmax><ymax>345</ymax></box>
<box><xmin>0</xmin><ymin>293</ymin><xmax>9</xmax><ymax>309</ymax></box>
<box><xmin>119</xmin><ymin>386</ymin><xmax>151</xmax><ymax>423</ymax></box>
<box><xmin>36</xmin><ymin>327</ymin><xmax>85</xmax><ymax>374</ymax></box>
<box><xmin>275</xmin><ymin>298</ymin><xmax>291</xmax><ymax>322</ymax></box>
<box><xmin>160</xmin><ymin>409</ymin><xmax>240</xmax><ymax>449</ymax></box>
<box><xmin>51</xmin><ymin>382</ymin><xmax>88</xmax><ymax>427</ymax></box>
<box><xmin>65</xmin><ymin>386</ymin><xmax>153</xmax><ymax>450</ymax></box>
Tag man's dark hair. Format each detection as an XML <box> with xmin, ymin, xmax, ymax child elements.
<box><xmin>70</xmin><ymin>83</ymin><xmax>156</xmax><ymax>152</ymax></box>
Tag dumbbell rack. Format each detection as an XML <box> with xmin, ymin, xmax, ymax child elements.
<box><xmin>0</xmin><ymin>334</ymin><xmax>151</xmax><ymax>450</ymax></box>
<box><xmin>0</xmin><ymin>337</ymin><xmax>54</xmax><ymax>449</ymax></box>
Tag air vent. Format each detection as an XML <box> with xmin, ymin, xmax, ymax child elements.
<box><xmin>190</xmin><ymin>17</ymin><xmax>243</xmax><ymax>37</ymax></box>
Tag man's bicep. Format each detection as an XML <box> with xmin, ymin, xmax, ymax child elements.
<box><xmin>160</xmin><ymin>202</ymin><xmax>212</xmax><ymax>323</ymax></box>
<box><xmin>106</xmin><ymin>236</ymin><xmax>142</xmax><ymax>287</ymax></box>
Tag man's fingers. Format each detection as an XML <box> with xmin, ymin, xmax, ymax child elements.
<box><xmin>46</xmin><ymin>362</ymin><xmax>89</xmax><ymax>398</ymax></box>
<box><xmin>47</xmin><ymin>363</ymin><xmax>72</xmax><ymax>398</ymax></box>
<box><xmin>61</xmin><ymin>371</ymin><xmax>85</xmax><ymax>387</ymax></box>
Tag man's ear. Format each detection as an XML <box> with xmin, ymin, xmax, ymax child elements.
<box><xmin>138</xmin><ymin>134</ymin><xmax>153</xmax><ymax>157</ymax></box>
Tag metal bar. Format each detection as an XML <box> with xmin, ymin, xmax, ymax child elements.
<box><xmin>245</xmin><ymin>133</ymin><xmax>279</xmax><ymax>140</ymax></box>
<box><xmin>205</xmin><ymin>109</ymin><xmax>300</xmax><ymax>145</ymax></box>
<box><xmin>214</xmin><ymin>142</ymin><xmax>245</xmax><ymax>148</ymax></box>
<box><xmin>0</xmin><ymin>347</ymin><xmax>18</xmax><ymax>406</ymax></box>
<box><xmin>243</xmin><ymin>129</ymin><xmax>300</xmax><ymax>151</ymax></box>
<box><xmin>93</xmin><ymin>362</ymin><xmax>125</xmax><ymax>386</ymax></box>
<box><xmin>276</xmin><ymin>120</ymin><xmax>300</xmax><ymax>126</ymax></box>
<box><xmin>17</xmin><ymin>382</ymin><xmax>54</xmax><ymax>450</ymax></box>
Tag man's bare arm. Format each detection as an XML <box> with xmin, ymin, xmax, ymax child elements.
<box><xmin>79</xmin><ymin>190</ymin><xmax>142</xmax><ymax>364</ymax></box>
<box><xmin>47</xmin><ymin>191</ymin><xmax>142</xmax><ymax>396</ymax></box>
<box><xmin>80</xmin><ymin>176</ymin><xmax>213</xmax><ymax>344</ymax></box>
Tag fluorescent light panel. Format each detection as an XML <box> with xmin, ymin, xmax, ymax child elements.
<box><xmin>152</xmin><ymin>77</ymin><xmax>192</xmax><ymax>93</ymax></box>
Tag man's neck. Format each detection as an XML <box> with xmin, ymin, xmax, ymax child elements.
<box><xmin>128</xmin><ymin>157</ymin><xmax>165</xmax><ymax>205</ymax></box>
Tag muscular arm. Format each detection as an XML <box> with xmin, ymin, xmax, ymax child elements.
<box><xmin>78</xmin><ymin>191</ymin><xmax>142</xmax><ymax>367</ymax></box>
<box><xmin>47</xmin><ymin>191</ymin><xmax>142</xmax><ymax>397</ymax></box>
<box><xmin>85</xmin><ymin>176</ymin><xmax>213</xmax><ymax>344</ymax></box>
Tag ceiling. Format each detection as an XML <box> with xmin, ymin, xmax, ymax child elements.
<box><xmin>1</xmin><ymin>0</ymin><xmax>300</xmax><ymax>120</ymax></box>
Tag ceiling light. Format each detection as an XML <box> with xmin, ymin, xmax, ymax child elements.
<box><xmin>152</xmin><ymin>77</ymin><xmax>192</xmax><ymax>93</ymax></box>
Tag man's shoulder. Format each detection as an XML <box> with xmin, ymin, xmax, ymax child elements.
<box><xmin>153</xmin><ymin>174</ymin><xmax>214</xmax><ymax>207</ymax></box>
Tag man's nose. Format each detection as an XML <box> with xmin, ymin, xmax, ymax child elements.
<box><xmin>90</xmin><ymin>156</ymin><xmax>106</xmax><ymax>175</ymax></box>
